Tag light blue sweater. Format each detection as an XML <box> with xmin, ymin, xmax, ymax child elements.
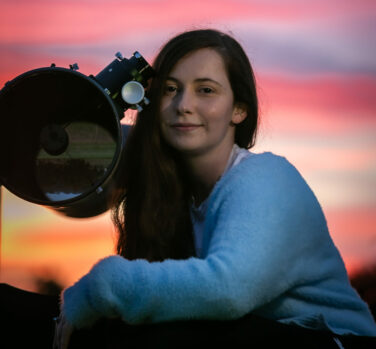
<box><xmin>62</xmin><ymin>152</ymin><xmax>376</xmax><ymax>336</ymax></box>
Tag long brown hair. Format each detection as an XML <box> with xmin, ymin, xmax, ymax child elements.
<box><xmin>112</xmin><ymin>29</ymin><xmax>259</xmax><ymax>261</ymax></box>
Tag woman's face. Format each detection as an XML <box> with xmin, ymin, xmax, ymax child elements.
<box><xmin>160</xmin><ymin>48</ymin><xmax>246</xmax><ymax>159</ymax></box>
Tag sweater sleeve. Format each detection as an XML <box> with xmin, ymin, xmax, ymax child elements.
<box><xmin>61</xmin><ymin>153</ymin><xmax>340</xmax><ymax>328</ymax></box>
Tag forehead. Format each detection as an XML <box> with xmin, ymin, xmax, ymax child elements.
<box><xmin>167</xmin><ymin>48</ymin><xmax>229</xmax><ymax>82</ymax></box>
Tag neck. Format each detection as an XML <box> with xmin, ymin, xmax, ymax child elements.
<box><xmin>185</xmin><ymin>145</ymin><xmax>234</xmax><ymax>205</ymax></box>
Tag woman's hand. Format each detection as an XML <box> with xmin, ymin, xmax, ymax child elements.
<box><xmin>53</xmin><ymin>312</ymin><xmax>74</xmax><ymax>349</ymax></box>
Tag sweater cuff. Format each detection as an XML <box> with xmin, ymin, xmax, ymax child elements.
<box><xmin>61</xmin><ymin>274</ymin><xmax>99</xmax><ymax>329</ymax></box>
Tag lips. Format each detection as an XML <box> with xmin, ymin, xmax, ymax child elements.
<box><xmin>170</xmin><ymin>122</ymin><xmax>202</xmax><ymax>131</ymax></box>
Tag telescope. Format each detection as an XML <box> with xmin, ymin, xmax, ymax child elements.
<box><xmin>0</xmin><ymin>51</ymin><xmax>154</xmax><ymax>218</ymax></box>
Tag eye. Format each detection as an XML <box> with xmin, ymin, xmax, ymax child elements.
<box><xmin>164</xmin><ymin>84</ymin><xmax>178</xmax><ymax>95</ymax></box>
<box><xmin>198</xmin><ymin>87</ymin><xmax>214</xmax><ymax>94</ymax></box>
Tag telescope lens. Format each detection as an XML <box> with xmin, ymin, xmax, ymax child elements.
<box><xmin>36</xmin><ymin>121</ymin><xmax>116</xmax><ymax>201</ymax></box>
<box><xmin>0</xmin><ymin>67</ymin><xmax>121</xmax><ymax>205</ymax></box>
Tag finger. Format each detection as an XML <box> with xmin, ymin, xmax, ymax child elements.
<box><xmin>61</xmin><ymin>323</ymin><xmax>73</xmax><ymax>349</ymax></box>
<box><xmin>61</xmin><ymin>327</ymin><xmax>68</xmax><ymax>349</ymax></box>
<box><xmin>53</xmin><ymin>317</ymin><xmax>61</xmax><ymax>349</ymax></box>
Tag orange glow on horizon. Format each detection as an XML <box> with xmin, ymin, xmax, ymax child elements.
<box><xmin>2</xmin><ymin>208</ymin><xmax>115</xmax><ymax>290</ymax></box>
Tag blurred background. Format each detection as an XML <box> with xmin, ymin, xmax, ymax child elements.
<box><xmin>0</xmin><ymin>0</ymin><xmax>375</xmax><ymax>312</ymax></box>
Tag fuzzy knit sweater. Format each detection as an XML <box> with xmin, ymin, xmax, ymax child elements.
<box><xmin>62</xmin><ymin>152</ymin><xmax>376</xmax><ymax>336</ymax></box>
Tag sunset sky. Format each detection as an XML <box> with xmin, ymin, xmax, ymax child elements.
<box><xmin>0</xmin><ymin>0</ymin><xmax>375</xmax><ymax>292</ymax></box>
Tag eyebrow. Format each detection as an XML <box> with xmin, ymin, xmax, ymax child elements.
<box><xmin>166</xmin><ymin>76</ymin><xmax>223</xmax><ymax>87</ymax></box>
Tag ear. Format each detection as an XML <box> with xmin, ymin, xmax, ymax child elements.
<box><xmin>231</xmin><ymin>103</ymin><xmax>248</xmax><ymax>125</ymax></box>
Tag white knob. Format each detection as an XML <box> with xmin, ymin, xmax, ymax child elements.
<box><xmin>121</xmin><ymin>81</ymin><xmax>145</xmax><ymax>105</ymax></box>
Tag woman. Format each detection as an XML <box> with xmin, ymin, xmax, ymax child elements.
<box><xmin>2</xmin><ymin>29</ymin><xmax>375</xmax><ymax>348</ymax></box>
<box><xmin>51</xmin><ymin>29</ymin><xmax>376</xmax><ymax>347</ymax></box>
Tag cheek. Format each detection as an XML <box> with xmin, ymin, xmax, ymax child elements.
<box><xmin>160</xmin><ymin>96</ymin><xmax>168</xmax><ymax>111</ymax></box>
<box><xmin>159</xmin><ymin>104</ymin><xmax>171</xmax><ymax>134</ymax></box>
<box><xmin>201</xmin><ymin>100</ymin><xmax>234</xmax><ymax>125</ymax></box>
<box><xmin>159</xmin><ymin>98</ymin><xmax>172</xmax><ymax>121</ymax></box>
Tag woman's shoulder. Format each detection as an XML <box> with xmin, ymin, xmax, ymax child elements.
<box><xmin>240</xmin><ymin>151</ymin><xmax>293</xmax><ymax>168</ymax></box>
<box><xmin>220</xmin><ymin>151</ymin><xmax>303</xmax><ymax>187</ymax></box>
<box><xmin>211</xmin><ymin>151</ymin><xmax>318</xmax><ymax>209</ymax></box>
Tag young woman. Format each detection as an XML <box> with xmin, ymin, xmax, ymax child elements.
<box><xmin>2</xmin><ymin>29</ymin><xmax>375</xmax><ymax>348</ymax></box>
<box><xmin>51</xmin><ymin>29</ymin><xmax>376</xmax><ymax>348</ymax></box>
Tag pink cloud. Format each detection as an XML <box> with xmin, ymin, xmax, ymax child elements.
<box><xmin>271</xmin><ymin>144</ymin><xmax>375</xmax><ymax>174</ymax></box>
<box><xmin>261</xmin><ymin>73</ymin><xmax>376</xmax><ymax>115</ymax></box>
<box><xmin>259</xmin><ymin>73</ymin><xmax>376</xmax><ymax>134</ymax></box>
<box><xmin>1</xmin><ymin>0</ymin><xmax>375</xmax><ymax>45</ymax></box>
<box><xmin>326</xmin><ymin>207</ymin><xmax>376</xmax><ymax>276</ymax></box>
<box><xmin>0</xmin><ymin>49</ymin><xmax>103</xmax><ymax>86</ymax></box>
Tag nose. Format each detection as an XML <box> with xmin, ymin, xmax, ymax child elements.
<box><xmin>176</xmin><ymin>88</ymin><xmax>194</xmax><ymax>115</ymax></box>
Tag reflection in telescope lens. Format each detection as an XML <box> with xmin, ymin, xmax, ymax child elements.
<box><xmin>35</xmin><ymin>121</ymin><xmax>116</xmax><ymax>201</ymax></box>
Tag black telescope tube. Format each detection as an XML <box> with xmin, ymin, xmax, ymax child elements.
<box><xmin>0</xmin><ymin>51</ymin><xmax>154</xmax><ymax>217</ymax></box>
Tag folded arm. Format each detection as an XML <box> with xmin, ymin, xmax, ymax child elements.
<box><xmin>62</xmin><ymin>154</ymin><xmax>330</xmax><ymax>328</ymax></box>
